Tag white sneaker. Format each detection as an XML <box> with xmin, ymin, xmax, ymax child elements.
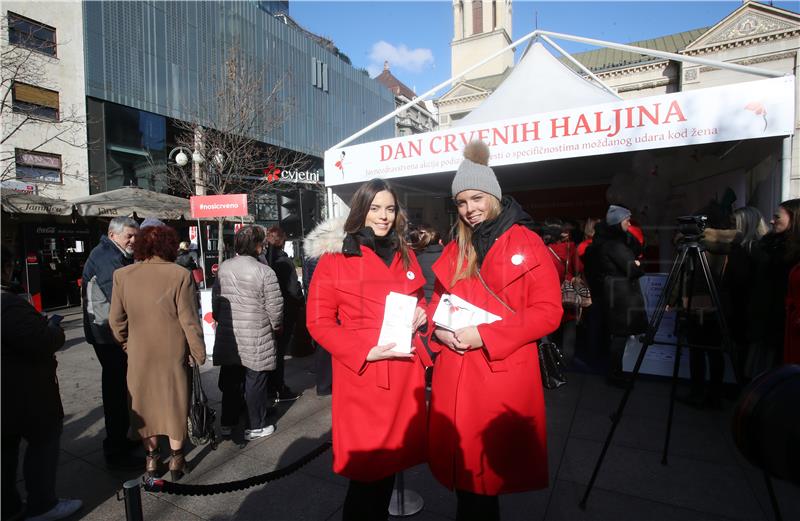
<box><xmin>244</xmin><ymin>425</ymin><xmax>275</xmax><ymax>440</ymax></box>
<box><xmin>26</xmin><ymin>498</ymin><xmax>82</xmax><ymax>521</ymax></box>
<box><xmin>219</xmin><ymin>425</ymin><xmax>233</xmax><ymax>437</ymax></box>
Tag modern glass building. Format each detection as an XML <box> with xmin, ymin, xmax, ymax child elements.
<box><xmin>83</xmin><ymin>0</ymin><xmax>394</xmax><ymax>193</ymax></box>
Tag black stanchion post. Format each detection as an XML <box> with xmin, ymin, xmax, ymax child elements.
<box><xmin>388</xmin><ymin>471</ymin><xmax>423</xmax><ymax>517</ymax></box>
<box><xmin>122</xmin><ymin>479</ymin><xmax>144</xmax><ymax>521</ymax></box>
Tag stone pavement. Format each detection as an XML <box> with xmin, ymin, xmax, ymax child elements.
<box><xmin>23</xmin><ymin>307</ymin><xmax>798</xmax><ymax>520</ymax></box>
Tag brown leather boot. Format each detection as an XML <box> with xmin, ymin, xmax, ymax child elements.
<box><xmin>168</xmin><ymin>449</ymin><xmax>185</xmax><ymax>481</ymax></box>
<box><xmin>144</xmin><ymin>449</ymin><xmax>160</xmax><ymax>478</ymax></box>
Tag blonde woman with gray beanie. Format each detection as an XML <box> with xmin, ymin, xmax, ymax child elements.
<box><xmin>426</xmin><ymin>141</ymin><xmax>562</xmax><ymax>520</ymax></box>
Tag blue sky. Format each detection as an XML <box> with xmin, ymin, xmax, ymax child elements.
<box><xmin>289</xmin><ymin>1</ymin><xmax>799</xmax><ymax>97</ymax></box>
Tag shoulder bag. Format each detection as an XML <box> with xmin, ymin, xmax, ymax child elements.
<box><xmin>187</xmin><ymin>358</ymin><xmax>217</xmax><ymax>447</ymax></box>
<box><xmin>475</xmin><ymin>270</ymin><xmax>566</xmax><ymax>390</ymax></box>
<box><xmin>548</xmin><ymin>246</ymin><xmax>582</xmax><ymax>311</ymax></box>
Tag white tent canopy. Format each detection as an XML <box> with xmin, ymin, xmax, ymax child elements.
<box><xmin>456</xmin><ymin>42</ymin><xmax>619</xmax><ymax>127</ymax></box>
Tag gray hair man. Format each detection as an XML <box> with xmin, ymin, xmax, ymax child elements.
<box><xmin>81</xmin><ymin>217</ymin><xmax>142</xmax><ymax>469</ymax></box>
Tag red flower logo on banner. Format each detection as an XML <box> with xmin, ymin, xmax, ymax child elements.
<box><xmin>264</xmin><ymin>164</ymin><xmax>282</xmax><ymax>182</ymax></box>
<box><xmin>744</xmin><ymin>102</ymin><xmax>768</xmax><ymax>131</ymax></box>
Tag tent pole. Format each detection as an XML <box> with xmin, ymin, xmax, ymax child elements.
<box><xmin>782</xmin><ymin>137</ymin><xmax>792</xmax><ymax>202</ymax></box>
<box><xmin>330</xmin><ymin>29</ymin><xmax>784</xmax><ymax>153</ymax></box>
<box><xmin>537</xmin><ymin>30</ymin><xmax>784</xmax><ymax>79</ymax></box>
<box><xmin>329</xmin><ymin>28</ymin><xmax>545</xmax><ymax>150</ymax></box>
<box><xmin>539</xmin><ymin>34</ymin><xmax>621</xmax><ymax>99</ymax></box>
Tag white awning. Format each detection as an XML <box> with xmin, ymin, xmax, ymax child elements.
<box><xmin>455</xmin><ymin>42</ymin><xmax>619</xmax><ymax>127</ymax></box>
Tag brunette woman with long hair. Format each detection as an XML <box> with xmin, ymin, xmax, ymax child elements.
<box><xmin>108</xmin><ymin>223</ymin><xmax>206</xmax><ymax>480</ymax></box>
<box><xmin>748</xmin><ymin>199</ymin><xmax>800</xmax><ymax>371</ymax></box>
<box><xmin>427</xmin><ymin>142</ymin><xmax>562</xmax><ymax>520</ymax></box>
<box><xmin>305</xmin><ymin>178</ymin><xmax>431</xmax><ymax>520</ymax></box>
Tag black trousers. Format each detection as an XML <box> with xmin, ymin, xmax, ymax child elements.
<box><xmin>218</xmin><ymin>365</ymin><xmax>271</xmax><ymax>430</ymax></box>
<box><xmin>608</xmin><ymin>335</ymin><xmax>628</xmax><ymax>377</ymax></box>
<box><xmin>342</xmin><ymin>475</ymin><xmax>395</xmax><ymax>521</ymax></box>
<box><xmin>218</xmin><ymin>365</ymin><xmax>246</xmax><ymax>427</ymax></box>
<box><xmin>268</xmin><ymin>321</ymin><xmax>294</xmax><ymax>392</ymax></box>
<box><xmin>1</xmin><ymin>425</ymin><xmax>61</xmax><ymax>519</ymax></box>
<box><xmin>92</xmin><ymin>343</ymin><xmax>131</xmax><ymax>457</ymax></box>
<box><xmin>314</xmin><ymin>341</ymin><xmax>332</xmax><ymax>395</ymax></box>
<box><xmin>456</xmin><ymin>490</ymin><xmax>500</xmax><ymax>521</ymax></box>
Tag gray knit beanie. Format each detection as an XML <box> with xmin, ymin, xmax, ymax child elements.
<box><xmin>140</xmin><ymin>217</ymin><xmax>166</xmax><ymax>229</ymax></box>
<box><xmin>606</xmin><ymin>205</ymin><xmax>631</xmax><ymax>226</ymax></box>
<box><xmin>451</xmin><ymin>141</ymin><xmax>501</xmax><ymax>200</ymax></box>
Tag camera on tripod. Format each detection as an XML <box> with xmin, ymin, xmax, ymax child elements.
<box><xmin>676</xmin><ymin>215</ymin><xmax>708</xmax><ymax>239</ymax></box>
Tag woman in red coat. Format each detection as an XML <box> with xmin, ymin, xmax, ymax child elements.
<box><xmin>306</xmin><ymin>178</ymin><xmax>431</xmax><ymax>520</ymax></box>
<box><xmin>428</xmin><ymin>142</ymin><xmax>563</xmax><ymax>520</ymax></box>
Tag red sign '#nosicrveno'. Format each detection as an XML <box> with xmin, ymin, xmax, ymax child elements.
<box><xmin>190</xmin><ymin>194</ymin><xmax>248</xmax><ymax>218</ymax></box>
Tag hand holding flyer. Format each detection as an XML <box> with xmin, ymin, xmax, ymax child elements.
<box><xmin>377</xmin><ymin>292</ymin><xmax>419</xmax><ymax>354</ymax></box>
<box><xmin>432</xmin><ymin>293</ymin><xmax>502</xmax><ymax>331</ymax></box>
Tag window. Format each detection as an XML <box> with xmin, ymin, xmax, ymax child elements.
<box><xmin>12</xmin><ymin>82</ymin><xmax>59</xmax><ymax>120</ymax></box>
<box><xmin>15</xmin><ymin>149</ymin><xmax>62</xmax><ymax>183</ymax></box>
<box><xmin>311</xmin><ymin>58</ymin><xmax>328</xmax><ymax>92</ymax></box>
<box><xmin>7</xmin><ymin>12</ymin><xmax>56</xmax><ymax>57</ymax></box>
<box><xmin>472</xmin><ymin>0</ymin><xmax>483</xmax><ymax>35</ymax></box>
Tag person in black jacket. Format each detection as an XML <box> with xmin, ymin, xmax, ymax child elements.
<box><xmin>81</xmin><ymin>217</ymin><xmax>142</xmax><ymax>469</ymax></box>
<box><xmin>2</xmin><ymin>246</ymin><xmax>82</xmax><ymax>521</ymax></box>
<box><xmin>264</xmin><ymin>226</ymin><xmax>304</xmax><ymax>402</ymax></box>
<box><xmin>589</xmin><ymin>205</ymin><xmax>648</xmax><ymax>386</ymax></box>
<box><xmin>175</xmin><ymin>241</ymin><xmax>198</xmax><ymax>271</ymax></box>
<box><xmin>407</xmin><ymin>223</ymin><xmax>443</xmax><ymax>302</ymax></box>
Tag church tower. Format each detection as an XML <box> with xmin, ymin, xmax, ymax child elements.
<box><xmin>451</xmin><ymin>0</ymin><xmax>513</xmax><ymax>81</ymax></box>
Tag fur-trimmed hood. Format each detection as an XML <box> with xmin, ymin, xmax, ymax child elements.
<box><xmin>304</xmin><ymin>217</ymin><xmax>347</xmax><ymax>259</ymax></box>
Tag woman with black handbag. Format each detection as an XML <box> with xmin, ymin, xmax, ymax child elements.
<box><xmin>427</xmin><ymin>141</ymin><xmax>562</xmax><ymax>520</ymax></box>
<box><xmin>108</xmin><ymin>222</ymin><xmax>207</xmax><ymax>480</ymax></box>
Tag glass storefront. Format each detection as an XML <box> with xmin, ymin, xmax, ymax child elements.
<box><xmin>88</xmin><ymin>98</ymin><xmax>171</xmax><ymax>194</ymax></box>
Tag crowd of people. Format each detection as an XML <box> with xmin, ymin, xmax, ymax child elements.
<box><xmin>2</xmin><ymin>139</ymin><xmax>798</xmax><ymax>521</ymax></box>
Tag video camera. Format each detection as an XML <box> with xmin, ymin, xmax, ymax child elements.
<box><xmin>676</xmin><ymin>215</ymin><xmax>708</xmax><ymax>238</ymax></box>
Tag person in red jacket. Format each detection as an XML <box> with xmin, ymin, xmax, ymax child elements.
<box><xmin>305</xmin><ymin>178</ymin><xmax>430</xmax><ymax>521</ymax></box>
<box><xmin>428</xmin><ymin>141</ymin><xmax>562</xmax><ymax>520</ymax></box>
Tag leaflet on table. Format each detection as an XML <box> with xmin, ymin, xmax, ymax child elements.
<box><xmin>377</xmin><ymin>292</ymin><xmax>418</xmax><ymax>354</ymax></box>
<box><xmin>432</xmin><ymin>293</ymin><xmax>502</xmax><ymax>331</ymax></box>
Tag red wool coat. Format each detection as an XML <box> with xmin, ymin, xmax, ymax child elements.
<box><xmin>428</xmin><ymin>224</ymin><xmax>562</xmax><ymax>495</ymax></box>
<box><xmin>306</xmin><ymin>242</ymin><xmax>431</xmax><ymax>482</ymax></box>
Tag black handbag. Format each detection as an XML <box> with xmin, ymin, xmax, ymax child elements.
<box><xmin>538</xmin><ymin>341</ymin><xmax>567</xmax><ymax>390</ymax></box>
<box><xmin>188</xmin><ymin>359</ymin><xmax>217</xmax><ymax>447</ymax></box>
<box><xmin>476</xmin><ymin>271</ymin><xmax>567</xmax><ymax>390</ymax></box>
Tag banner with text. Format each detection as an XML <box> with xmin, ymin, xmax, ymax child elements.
<box><xmin>190</xmin><ymin>194</ymin><xmax>248</xmax><ymax>218</ymax></box>
<box><xmin>324</xmin><ymin>76</ymin><xmax>794</xmax><ymax>187</ymax></box>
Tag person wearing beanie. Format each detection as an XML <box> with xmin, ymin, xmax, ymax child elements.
<box><xmin>606</xmin><ymin>205</ymin><xmax>631</xmax><ymax>226</ymax></box>
<box><xmin>585</xmin><ymin>205</ymin><xmax>647</xmax><ymax>387</ymax></box>
<box><xmin>428</xmin><ymin>141</ymin><xmax>562</xmax><ymax>518</ymax></box>
<box><xmin>140</xmin><ymin>217</ymin><xmax>166</xmax><ymax>229</ymax></box>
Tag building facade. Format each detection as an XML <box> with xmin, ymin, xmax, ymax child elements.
<box><xmin>83</xmin><ymin>0</ymin><xmax>394</xmax><ymax>194</ymax></box>
<box><xmin>374</xmin><ymin>61</ymin><xmax>437</xmax><ymax>137</ymax></box>
<box><xmin>1</xmin><ymin>1</ymin><xmax>89</xmax><ymax>200</ymax></box>
<box><xmin>437</xmin><ymin>0</ymin><xmax>513</xmax><ymax>129</ymax></box>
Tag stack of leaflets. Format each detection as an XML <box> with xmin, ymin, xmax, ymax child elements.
<box><xmin>432</xmin><ymin>293</ymin><xmax>502</xmax><ymax>331</ymax></box>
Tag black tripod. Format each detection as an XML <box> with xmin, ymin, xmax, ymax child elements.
<box><xmin>580</xmin><ymin>233</ymin><xmax>738</xmax><ymax>509</ymax></box>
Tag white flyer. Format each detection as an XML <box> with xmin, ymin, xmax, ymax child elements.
<box><xmin>432</xmin><ymin>293</ymin><xmax>502</xmax><ymax>331</ymax></box>
<box><xmin>377</xmin><ymin>292</ymin><xmax>418</xmax><ymax>354</ymax></box>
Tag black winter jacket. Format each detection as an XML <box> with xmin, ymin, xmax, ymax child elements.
<box><xmin>81</xmin><ymin>235</ymin><xmax>133</xmax><ymax>345</ymax></box>
<box><xmin>587</xmin><ymin>222</ymin><xmax>648</xmax><ymax>336</ymax></box>
<box><xmin>415</xmin><ymin>244</ymin><xmax>443</xmax><ymax>301</ymax></box>
<box><xmin>1</xmin><ymin>287</ymin><xmax>65</xmax><ymax>440</ymax></box>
